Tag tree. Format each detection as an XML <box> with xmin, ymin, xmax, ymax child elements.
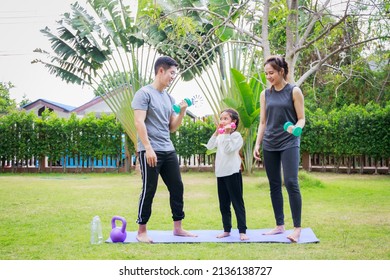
<box><xmin>0</xmin><ymin>82</ymin><xmax>16</xmax><ymax>115</ymax></box>
<box><xmin>19</xmin><ymin>94</ymin><xmax>32</xmax><ymax>108</ymax></box>
<box><xmin>137</xmin><ymin>0</ymin><xmax>389</xmax><ymax>172</ymax></box>
<box><xmin>143</xmin><ymin>0</ymin><xmax>389</xmax><ymax>85</ymax></box>
<box><xmin>303</xmin><ymin>55</ymin><xmax>390</xmax><ymax>112</ymax></box>
<box><xmin>32</xmin><ymin>0</ymin><xmax>158</xmax><ymax>149</ymax></box>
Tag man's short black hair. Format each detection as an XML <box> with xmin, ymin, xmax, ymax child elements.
<box><xmin>154</xmin><ymin>56</ymin><xmax>179</xmax><ymax>75</ymax></box>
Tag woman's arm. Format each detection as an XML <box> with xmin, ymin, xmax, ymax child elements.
<box><xmin>292</xmin><ymin>87</ymin><xmax>305</xmax><ymax>129</ymax></box>
<box><xmin>253</xmin><ymin>90</ymin><xmax>266</xmax><ymax>160</ymax></box>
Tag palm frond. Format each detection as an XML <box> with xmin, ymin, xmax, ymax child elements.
<box><xmin>31</xmin><ymin>59</ymin><xmax>89</xmax><ymax>85</ymax></box>
<box><xmin>41</xmin><ymin>26</ymin><xmax>78</xmax><ymax>61</ymax></box>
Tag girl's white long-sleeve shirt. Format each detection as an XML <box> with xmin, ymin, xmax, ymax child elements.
<box><xmin>206</xmin><ymin>131</ymin><xmax>243</xmax><ymax>177</ymax></box>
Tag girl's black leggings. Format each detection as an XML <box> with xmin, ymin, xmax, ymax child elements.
<box><xmin>217</xmin><ymin>172</ymin><xmax>247</xmax><ymax>234</ymax></box>
<box><xmin>262</xmin><ymin>147</ymin><xmax>302</xmax><ymax>228</ymax></box>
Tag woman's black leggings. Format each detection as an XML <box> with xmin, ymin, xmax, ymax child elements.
<box><xmin>262</xmin><ymin>147</ymin><xmax>302</xmax><ymax>228</ymax></box>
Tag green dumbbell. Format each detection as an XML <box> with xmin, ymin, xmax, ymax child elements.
<box><xmin>283</xmin><ymin>121</ymin><xmax>302</xmax><ymax>137</ymax></box>
<box><xmin>172</xmin><ymin>98</ymin><xmax>192</xmax><ymax>113</ymax></box>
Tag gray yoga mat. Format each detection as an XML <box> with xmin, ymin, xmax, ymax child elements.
<box><xmin>106</xmin><ymin>228</ymin><xmax>319</xmax><ymax>244</ymax></box>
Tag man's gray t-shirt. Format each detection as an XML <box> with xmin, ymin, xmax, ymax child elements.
<box><xmin>131</xmin><ymin>85</ymin><xmax>176</xmax><ymax>152</ymax></box>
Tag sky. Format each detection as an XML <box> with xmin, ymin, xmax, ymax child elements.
<box><xmin>0</xmin><ymin>0</ymin><xmax>211</xmax><ymax>116</ymax></box>
<box><xmin>0</xmin><ymin>1</ymin><xmax>96</xmax><ymax>106</ymax></box>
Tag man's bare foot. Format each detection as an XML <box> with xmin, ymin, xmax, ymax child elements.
<box><xmin>240</xmin><ymin>233</ymin><xmax>249</xmax><ymax>241</ymax></box>
<box><xmin>262</xmin><ymin>225</ymin><xmax>285</xmax><ymax>235</ymax></box>
<box><xmin>173</xmin><ymin>229</ymin><xmax>198</xmax><ymax>237</ymax></box>
<box><xmin>287</xmin><ymin>227</ymin><xmax>301</xmax><ymax>243</ymax></box>
<box><xmin>136</xmin><ymin>232</ymin><xmax>153</xmax><ymax>243</ymax></box>
<box><xmin>216</xmin><ymin>232</ymin><xmax>230</xmax><ymax>238</ymax></box>
<box><xmin>173</xmin><ymin>220</ymin><xmax>197</xmax><ymax>237</ymax></box>
<box><xmin>137</xmin><ymin>224</ymin><xmax>153</xmax><ymax>243</ymax></box>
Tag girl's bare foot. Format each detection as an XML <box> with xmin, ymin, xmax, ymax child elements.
<box><xmin>173</xmin><ymin>229</ymin><xmax>198</xmax><ymax>237</ymax></box>
<box><xmin>240</xmin><ymin>233</ymin><xmax>249</xmax><ymax>241</ymax></box>
<box><xmin>287</xmin><ymin>227</ymin><xmax>301</xmax><ymax>243</ymax></box>
<box><xmin>262</xmin><ymin>225</ymin><xmax>285</xmax><ymax>235</ymax></box>
<box><xmin>216</xmin><ymin>232</ymin><xmax>230</xmax><ymax>238</ymax></box>
<box><xmin>136</xmin><ymin>232</ymin><xmax>153</xmax><ymax>243</ymax></box>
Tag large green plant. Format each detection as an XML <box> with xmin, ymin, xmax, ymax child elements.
<box><xmin>223</xmin><ymin>68</ymin><xmax>265</xmax><ymax>173</ymax></box>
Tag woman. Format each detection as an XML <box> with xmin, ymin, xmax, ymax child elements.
<box><xmin>253</xmin><ymin>56</ymin><xmax>305</xmax><ymax>242</ymax></box>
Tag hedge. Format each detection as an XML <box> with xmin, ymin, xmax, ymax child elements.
<box><xmin>1</xmin><ymin>102</ymin><xmax>389</xmax><ymax>172</ymax></box>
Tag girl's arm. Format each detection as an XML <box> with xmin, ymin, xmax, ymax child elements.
<box><xmin>205</xmin><ymin>134</ymin><xmax>218</xmax><ymax>150</ymax></box>
<box><xmin>205</xmin><ymin>123</ymin><xmax>220</xmax><ymax>150</ymax></box>
<box><xmin>220</xmin><ymin>132</ymin><xmax>243</xmax><ymax>153</ymax></box>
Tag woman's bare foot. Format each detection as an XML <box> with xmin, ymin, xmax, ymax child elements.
<box><xmin>287</xmin><ymin>227</ymin><xmax>301</xmax><ymax>243</ymax></box>
<box><xmin>262</xmin><ymin>225</ymin><xmax>285</xmax><ymax>235</ymax></box>
<box><xmin>136</xmin><ymin>232</ymin><xmax>153</xmax><ymax>243</ymax></box>
<box><xmin>173</xmin><ymin>229</ymin><xmax>198</xmax><ymax>237</ymax></box>
<box><xmin>240</xmin><ymin>233</ymin><xmax>249</xmax><ymax>241</ymax></box>
<box><xmin>216</xmin><ymin>232</ymin><xmax>230</xmax><ymax>238</ymax></box>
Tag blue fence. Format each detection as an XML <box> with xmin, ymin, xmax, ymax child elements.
<box><xmin>61</xmin><ymin>155</ymin><xmax>122</xmax><ymax>168</ymax></box>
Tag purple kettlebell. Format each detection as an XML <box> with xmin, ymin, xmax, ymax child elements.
<box><xmin>110</xmin><ymin>216</ymin><xmax>127</xmax><ymax>242</ymax></box>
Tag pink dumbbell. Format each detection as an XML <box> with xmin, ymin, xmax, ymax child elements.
<box><xmin>218</xmin><ymin>122</ymin><xmax>236</xmax><ymax>134</ymax></box>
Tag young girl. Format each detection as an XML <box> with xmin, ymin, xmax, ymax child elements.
<box><xmin>206</xmin><ymin>108</ymin><xmax>249</xmax><ymax>241</ymax></box>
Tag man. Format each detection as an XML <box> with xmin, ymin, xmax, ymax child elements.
<box><xmin>131</xmin><ymin>56</ymin><xmax>197</xmax><ymax>243</ymax></box>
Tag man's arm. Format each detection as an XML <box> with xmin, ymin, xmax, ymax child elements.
<box><xmin>169</xmin><ymin>100</ymin><xmax>188</xmax><ymax>132</ymax></box>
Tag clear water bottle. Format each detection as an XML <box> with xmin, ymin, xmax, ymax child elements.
<box><xmin>90</xmin><ymin>215</ymin><xmax>103</xmax><ymax>245</ymax></box>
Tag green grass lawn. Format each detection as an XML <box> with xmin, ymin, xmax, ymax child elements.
<box><xmin>0</xmin><ymin>171</ymin><xmax>389</xmax><ymax>260</ymax></box>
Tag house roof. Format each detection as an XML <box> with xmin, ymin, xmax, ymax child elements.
<box><xmin>22</xmin><ymin>97</ymin><xmax>198</xmax><ymax>119</ymax></box>
<box><xmin>72</xmin><ymin>96</ymin><xmax>102</xmax><ymax>113</ymax></box>
<box><xmin>22</xmin><ymin>99</ymin><xmax>76</xmax><ymax>112</ymax></box>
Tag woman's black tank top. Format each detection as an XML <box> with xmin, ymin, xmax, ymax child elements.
<box><xmin>262</xmin><ymin>83</ymin><xmax>300</xmax><ymax>151</ymax></box>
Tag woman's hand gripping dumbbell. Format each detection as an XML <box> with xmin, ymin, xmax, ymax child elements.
<box><xmin>283</xmin><ymin>121</ymin><xmax>302</xmax><ymax>137</ymax></box>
